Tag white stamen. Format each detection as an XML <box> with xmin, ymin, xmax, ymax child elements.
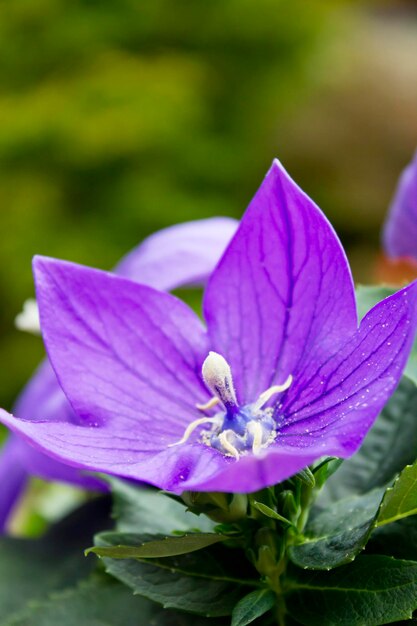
<box><xmin>196</xmin><ymin>396</ymin><xmax>221</xmax><ymax>412</ymax></box>
<box><xmin>15</xmin><ymin>299</ymin><xmax>41</xmax><ymax>335</ymax></box>
<box><xmin>253</xmin><ymin>374</ymin><xmax>293</xmax><ymax>412</ymax></box>
<box><xmin>171</xmin><ymin>360</ymin><xmax>293</xmax><ymax>459</ymax></box>
<box><xmin>219</xmin><ymin>430</ymin><xmax>240</xmax><ymax>460</ymax></box>
<box><xmin>169</xmin><ymin>416</ymin><xmax>220</xmax><ymax>447</ymax></box>
<box><xmin>201</xmin><ymin>351</ymin><xmax>238</xmax><ymax>409</ymax></box>
<box><xmin>247</xmin><ymin>421</ymin><xmax>264</xmax><ymax>456</ymax></box>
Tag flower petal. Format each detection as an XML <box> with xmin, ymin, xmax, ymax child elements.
<box><xmin>0</xmin><ymin>413</ymin><xmax>228</xmax><ymax>493</ymax></box>
<box><xmin>280</xmin><ymin>281</ymin><xmax>417</xmax><ymax>454</ymax></box>
<box><xmin>0</xmin><ymin>257</ymin><xmax>217</xmax><ymax>493</ymax></box>
<box><xmin>11</xmin><ymin>360</ymin><xmax>102</xmax><ymax>492</ymax></box>
<box><xmin>0</xmin><ymin>411</ymin><xmax>319</xmax><ymax>493</ymax></box>
<box><xmin>6</xmin><ymin>218</ymin><xmax>236</xmax><ymax>491</ymax></box>
<box><xmin>16</xmin><ymin>441</ymin><xmax>104</xmax><ymax>489</ymax></box>
<box><xmin>4</xmin><ymin>281</ymin><xmax>416</xmax><ymax>495</ymax></box>
<box><xmin>17</xmin><ymin>218</ymin><xmax>236</xmax><ymax>432</ymax></box>
<box><xmin>115</xmin><ymin>217</ymin><xmax>238</xmax><ymax>289</ymax></box>
<box><xmin>204</xmin><ymin>160</ymin><xmax>357</xmax><ymax>404</ymax></box>
<box><xmin>383</xmin><ymin>151</ymin><xmax>417</xmax><ymax>260</ymax></box>
<box><xmin>14</xmin><ymin>360</ymin><xmax>76</xmax><ymax>425</ymax></box>
<box><xmin>180</xmin><ymin>445</ymin><xmax>328</xmax><ymax>493</ymax></box>
<box><xmin>34</xmin><ymin>256</ymin><xmax>209</xmax><ymax>436</ymax></box>
<box><xmin>0</xmin><ymin>438</ymin><xmax>28</xmax><ymax>532</ymax></box>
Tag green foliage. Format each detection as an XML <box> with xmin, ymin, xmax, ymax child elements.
<box><xmin>104</xmin><ymin>476</ymin><xmax>214</xmax><ymax>533</ymax></box>
<box><xmin>88</xmin><ymin>481</ymin><xmax>261</xmax><ymax>617</ymax></box>
<box><xmin>6</xmin><ymin>402</ymin><xmax>417</xmax><ymax>625</ymax></box>
<box><xmin>286</xmin><ymin>556</ymin><xmax>417</xmax><ymax>626</ymax></box>
<box><xmin>231</xmin><ymin>589</ymin><xmax>276</xmax><ymax>626</ymax></box>
<box><xmin>96</xmin><ymin>532</ymin><xmax>251</xmax><ymax>617</ymax></box>
<box><xmin>251</xmin><ymin>501</ymin><xmax>294</xmax><ymax>527</ymax></box>
<box><xmin>0</xmin><ymin>498</ymin><xmax>110</xmax><ymax>624</ymax></box>
<box><xmin>368</xmin><ymin>517</ymin><xmax>417</xmax><ymax>561</ymax></box>
<box><xmin>282</xmin><ymin>337</ymin><xmax>417</xmax><ymax>622</ymax></box>
<box><xmin>96</xmin><ymin>445</ymin><xmax>417</xmax><ymax>622</ymax></box>
<box><xmin>88</xmin><ymin>531</ymin><xmax>226</xmax><ymax>559</ymax></box>
<box><xmin>289</xmin><ymin>488</ymin><xmax>384</xmax><ymax>570</ymax></box>
<box><xmin>5</xmin><ymin>575</ymin><xmax>163</xmax><ymax>626</ymax></box>
<box><xmin>0</xmin><ymin>491</ymin><xmax>231</xmax><ymax>625</ymax></box>
<box><xmin>311</xmin><ymin>457</ymin><xmax>343</xmax><ymax>489</ymax></box>
<box><xmin>290</xmin><ymin>458</ymin><xmax>417</xmax><ymax>571</ymax></box>
<box><xmin>4</xmin><ymin>573</ymin><xmax>224</xmax><ymax>626</ymax></box>
<box><xmin>376</xmin><ymin>461</ymin><xmax>417</xmax><ymax>527</ymax></box>
<box><xmin>293</xmin><ymin>468</ymin><xmax>315</xmax><ymax>488</ymax></box>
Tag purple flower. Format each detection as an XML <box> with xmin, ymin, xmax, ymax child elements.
<box><xmin>0</xmin><ymin>218</ymin><xmax>237</xmax><ymax>530</ymax></box>
<box><xmin>383</xmin><ymin>150</ymin><xmax>417</xmax><ymax>261</ymax></box>
<box><xmin>1</xmin><ymin>161</ymin><xmax>417</xmax><ymax>495</ymax></box>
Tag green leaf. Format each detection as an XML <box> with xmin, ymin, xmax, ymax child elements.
<box><xmin>286</xmin><ymin>555</ymin><xmax>417</xmax><ymax>626</ymax></box>
<box><xmin>251</xmin><ymin>502</ymin><xmax>294</xmax><ymax>527</ymax></box>
<box><xmin>289</xmin><ymin>488</ymin><xmax>384</xmax><ymax>569</ymax></box>
<box><xmin>368</xmin><ymin>517</ymin><xmax>417</xmax><ymax>561</ymax></box>
<box><xmin>294</xmin><ymin>467</ymin><xmax>315</xmax><ymax>487</ymax></box>
<box><xmin>105</xmin><ymin>476</ymin><xmax>214</xmax><ymax>533</ymax></box>
<box><xmin>6</xmin><ymin>574</ymin><xmax>224</xmax><ymax>626</ymax></box>
<box><xmin>321</xmin><ymin>377</ymin><xmax>417</xmax><ymax>502</ymax></box>
<box><xmin>376</xmin><ymin>461</ymin><xmax>417</xmax><ymax>527</ymax></box>
<box><xmin>231</xmin><ymin>589</ymin><xmax>275</xmax><ymax>626</ymax></box>
<box><xmin>0</xmin><ymin>497</ymin><xmax>111</xmax><ymax>624</ymax></box>
<box><xmin>311</xmin><ymin>457</ymin><xmax>343</xmax><ymax>489</ymax></box>
<box><xmin>96</xmin><ymin>533</ymin><xmax>254</xmax><ymax>617</ymax></box>
<box><xmin>356</xmin><ymin>285</ymin><xmax>417</xmax><ymax>385</ymax></box>
<box><xmin>5</xmin><ymin>575</ymin><xmax>154</xmax><ymax>626</ymax></box>
<box><xmin>295</xmin><ymin>459</ymin><xmax>417</xmax><ymax>570</ymax></box>
<box><xmin>88</xmin><ymin>531</ymin><xmax>226</xmax><ymax>559</ymax></box>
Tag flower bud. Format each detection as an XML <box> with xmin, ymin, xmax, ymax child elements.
<box><xmin>182</xmin><ymin>491</ymin><xmax>248</xmax><ymax>522</ymax></box>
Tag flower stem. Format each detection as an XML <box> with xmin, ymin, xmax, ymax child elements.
<box><xmin>275</xmin><ymin>599</ymin><xmax>287</xmax><ymax>626</ymax></box>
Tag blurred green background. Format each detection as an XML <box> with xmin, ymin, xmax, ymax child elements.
<box><xmin>1</xmin><ymin>0</ymin><xmax>417</xmax><ymax>411</ymax></box>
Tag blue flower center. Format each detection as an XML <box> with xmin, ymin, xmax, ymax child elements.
<box><xmin>171</xmin><ymin>352</ymin><xmax>292</xmax><ymax>460</ymax></box>
<box><xmin>202</xmin><ymin>404</ymin><xmax>277</xmax><ymax>460</ymax></box>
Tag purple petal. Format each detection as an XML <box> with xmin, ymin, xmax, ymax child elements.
<box><xmin>181</xmin><ymin>445</ymin><xmax>328</xmax><ymax>493</ymax></box>
<box><xmin>3</xmin><ymin>255</ymin><xmax>224</xmax><ymax>492</ymax></box>
<box><xmin>0</xmin><ymin>413</ymin><xmax>227</xmax><ymax>493</ymax></box>
<box><xmin>280</xmin><ymin>281</ymin><xmax>417</xmax><ymax>453</ymax></box>
<box><xmin>10</xmin><ymin>345</ymin><xmax>116</xmax><ymax>489</ymax></box>
<box><xmin>14</xmin><ymin>360</ymin><xmax>76</xmax><ymax>425</ymax></box>
<box><xmin>0</xmin><ymin>412</ymin><xmax>321</xmax><ymax>493</ymax></box>
<box><xmin>383</xmin><ymin>150</ymin><xmax>417</xmax><ymax>260</ymax></box>
<box><xmin>182</xmin><ymin>281</ymin><xmax>417</xmax><ymax>491</ymax></box>
<box><xmin>204</xmin><ymin>160</ymin><xmax>357</xmax><ymax>404</ymax></box>
<box><xmin>115</xmin><ymin>217</ymin><xmax>238</xmax><ymax>289</ymax></box>
<box><xmin>5</xmin><ymin>218</ymin><xmax>236</xmax><ymax>490</ymax></box>
<box><xmin>16</xmin><ymin>441</ymin><xmax>104</xmax><ymax>489</ymax></box>
<box><xmin>0</xmin><ymin>437</ymin><xmax>28</xmax><ymax>532</ymax></box>
<box><xmin>35</xmin><ymin>256</ymin><xmax>209</xmax><ymax>437</ymax></box>
<box><xmin>2</xmin><ymin>276</ymin><xmax>417</xmax><ymax>494</ymax></box>
<box><xmin>0</xmin><ymin>259</ymin><xmax>217</xmax><ymax>493</ymax></box>
<box><xmin>1</xmin><ymin>360</ymin><xmax>98</xmax><ymax>528</ymax></box>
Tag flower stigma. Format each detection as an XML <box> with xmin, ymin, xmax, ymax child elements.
<box><xmin>170</xmin><ymin>351</ymin><xmax>292</xmax><ymax>460</ymax></box>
